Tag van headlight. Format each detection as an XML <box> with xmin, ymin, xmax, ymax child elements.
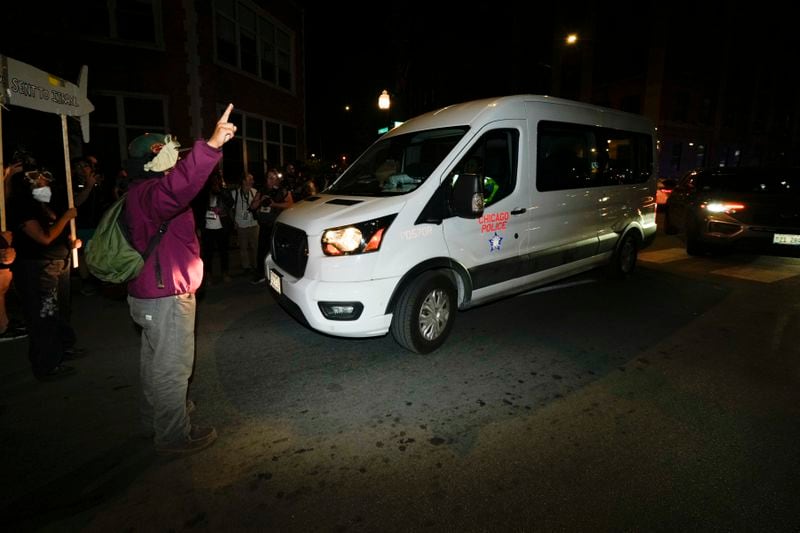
<box><xmin>321</xmin><ymin>215</ymin><xmax>397</xmax><ymax>256</ymax></box>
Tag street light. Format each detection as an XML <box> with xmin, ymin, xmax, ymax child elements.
<box><xmin>378</xmin><ymin>90</ymin><xmax>391</xmax><ymax>110</ymax></box>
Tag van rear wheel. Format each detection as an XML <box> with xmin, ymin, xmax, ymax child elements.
<box><xmin>391</xmin><ymin>271</ymin><xmax>456</xmax><ymax>354</ymax></box>
<box><xmin>606</xmin><ymin>231</ymin><xmax>639</xmax><ymax>279</ymax></box>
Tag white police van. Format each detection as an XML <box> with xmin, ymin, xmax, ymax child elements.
<box><xmin>266</xmin><ymin>95</ymin><xmax>657</xmax><ymax>353</ymax></box>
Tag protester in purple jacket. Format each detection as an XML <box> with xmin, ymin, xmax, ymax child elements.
<box><xmin>125</xmin><ymin>104</ymin><xmax>236</xmax><ymax>456</ymax></box>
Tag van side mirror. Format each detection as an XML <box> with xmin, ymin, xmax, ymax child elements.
<box><xmin>452</xmin><ymin>173</ymin><xmax>484</xmax><ymax>219</ymax></box>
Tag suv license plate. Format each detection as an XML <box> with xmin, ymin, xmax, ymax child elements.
<box><xmin>773</xmin><ymin>233</ymin><xmax>800</xmax><ymax>245</ymax></box>
<box><xmin>269</xmin><ymin>269</ymin><xmax>282</xmax><ymax>294</ymax></box>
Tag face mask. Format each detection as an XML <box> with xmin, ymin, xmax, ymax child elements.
<box><xmin>144</xmin><ymin>137</ymin><xmax>181</xmax><ymax>173</ymax></box>
<box><xmin>32</xmin><ymin>186</ymin><xmax>52</xmax><ymax>203</ymax></box>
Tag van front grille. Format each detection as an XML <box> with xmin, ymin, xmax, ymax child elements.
<box><xmin>271</xmin><ymin>223</ymin><xmax>308</xmax><ymax>278</ymax></box>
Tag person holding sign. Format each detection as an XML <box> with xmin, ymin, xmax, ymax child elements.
<box><xmin>7</xmin><ymin>168</ymin><xmax>82</xmax><ymax>380</ymax></box>
<box><xmin>125</xmin><ymin>104</ymin><xmax>236</xmax><ymax>456</ymax></box>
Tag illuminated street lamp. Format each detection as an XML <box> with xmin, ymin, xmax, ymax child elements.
<box><xmin>565</xmin><ymin>33</ymin><xmax>578</xmax><ymax>45</ymax></box>
<box><xmin>378</xmin><ymin>90</ymin><xmax>391</xmax><ymax>110</ymax></box>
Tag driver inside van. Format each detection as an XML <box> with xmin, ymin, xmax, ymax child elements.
<box><xmin>378</xmin><ymin>158</ymin><xmax>420</xmax><ymax>191</ymax></box>
<box><xmin>375</xmin><ymin>158</ymin><xmax>398</xmax><ymax>188</ymax></box>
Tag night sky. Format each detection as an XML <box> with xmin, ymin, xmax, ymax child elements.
<box><xmin>303</xmin><ymin>3</ymin><xmax>558</xmax><ymax>160</ymax></box>
<box><xmin>302</xmin><ymin>2</ymin><xmax>796</xmax><ymax>163</ymax></box>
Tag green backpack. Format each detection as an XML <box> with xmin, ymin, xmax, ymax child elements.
<box><xmin>85</xmin><ymin>194</ymin><xmax>168</xmax><ymax>285</ymax></box>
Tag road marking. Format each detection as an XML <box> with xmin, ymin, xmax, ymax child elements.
<box><xmin>710</xmin><ymin>265</ymin><xmax>800</xmax><ymax>283</ymax></box>
<box><xmin>641</xmin><ymin>247</ymin><xmax>800</xmax><ymax>282</ymax></box>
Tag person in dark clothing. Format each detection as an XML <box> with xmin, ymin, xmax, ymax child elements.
<box><xmin>8</xmin><ymin>168</ymin><xmax>82</xmax><ymax>380</ymax></box>
<box><xmin>194</xmin><ymin>169</ymin><xmax>234</xmax><ymax>284</ymax></box>
<box><xmin>72</xmin><ymin>156</ymin><xmax>102</xmax><ymax>295</ymax></box>
<box><xmin>250</xmin><ymin>168</ymin><xmax>293</xmax><ymax>284</ymax></box>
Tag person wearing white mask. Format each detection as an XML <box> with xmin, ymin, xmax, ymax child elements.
<box><xmin>7</xmin><ymin>168</ymin><xmax>83</xmax><ymax>380</ymax></box>
<box><xmin>124</xmin><ymin>105</ymin><xmax>236</xmax><ymax>456</ymax></box>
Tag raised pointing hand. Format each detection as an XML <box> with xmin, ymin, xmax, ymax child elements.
<box><xmin>207</xmin><ymin>103</ymin><xmax>237</xmax><ymax>149</ymax></box>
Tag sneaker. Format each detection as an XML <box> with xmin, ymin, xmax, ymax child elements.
<box><xmin>139</xmin><ymin>401</ymin><xmax>197</xmax><ymax>440</ymax></box>
<box><xmin>155</xmin><ymin>425</ymin><xmax>217</xmax><ymax>456</ymax></box>
<box><xmin>63</xmin><ymin>347</ymin><xmax>88</xmax><ymax>360</ymax></box>
<box><xmin>250</xmin><ymin>276</ymin><xmax>266</xmax><ymax>285</ymax></box>
<box><xmin>37</xmin><ymin>364</ymin><xmax>76</xmax><ymax>381</ymax></box>
<box><xmin>0</xmin><ymin>326</ymin><xmax>27</xmax><ymax>342</ymax></box>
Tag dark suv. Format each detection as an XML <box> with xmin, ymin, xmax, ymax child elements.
<box><xmin>664</xmin><ymin>167</ymin><xmax>800</xmax><ymax>256</ymax></box>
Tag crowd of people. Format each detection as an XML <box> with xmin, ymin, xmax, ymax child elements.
<box><xmin>189</xmin><ymin>158</ymin><xmax>328</xmax><ymax>285</ymax></box>
<box><xmin>1</xmin><ymin>106</ymin><xmax>332</xmax><ymax>455</ymax></box>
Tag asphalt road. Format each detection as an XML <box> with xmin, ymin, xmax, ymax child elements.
<box><xmin>2</xmin><ymin>227</ymin><xmax>800</xmax><ymax>532</ymax></box>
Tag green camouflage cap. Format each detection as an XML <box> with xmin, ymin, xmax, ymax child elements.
<box><xmin>128</xmin><ymin>133</ymin><xmax>167</xmax><ymax>159</ymax></box>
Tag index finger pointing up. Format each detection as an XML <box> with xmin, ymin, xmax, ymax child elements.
<box><xmin>219</xmin><ymin>103</ymin><xmax>234</xmax><ymax>123</ymax></box>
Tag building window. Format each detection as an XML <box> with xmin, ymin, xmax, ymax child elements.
<box><xmin>223</xmin><ymin>108</ymin><xmax>298</xmax><ymax>182</ymax></box>
<box><xmin>89</xmin><ymin>92</ymin><xmax>168</xmax><ymax>173</ymax></box>
<box><xmin>671</xmin><ymin>92</ymin><xmax>690</xmax><ymax>122</ymax></box>
<box><xmin>695</xmin><ymin>144</ymin><xmax>706</xmax><ymax>168</ymax></box>
<box><xmin>74</xmin><ymin>0</ymin><xmax>163</xmax><ymax>48</ymax></box>
<box><xmin>699</xmin><ymin>96</ymin><xmax>713</xmax><ymax>125</ymax></box>
<box><xmin>280</xmin><ymin>124</ymin><xmax>297</xmax><ymax>163</ymax></box>
<box><xmin>214</xmin><ymin>0</ymin><xmax>294</xmax><ymax>91</ymax></box>
<box><xmin>265</xmin><ymin>120</ymin><xmax>297</xmax><ymax>167</ymax></box>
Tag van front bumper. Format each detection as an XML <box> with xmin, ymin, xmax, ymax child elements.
<box><xmin>266</xmin><ymin>258</ymin><xmax>397</xmax><ymax>338</ymax></box>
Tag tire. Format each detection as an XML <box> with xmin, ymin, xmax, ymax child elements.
<box><xmin>390</xmin><ymin>271</ymin><xmax>457</xmax><ymax>354</ymax></box>
<box><xmin>685</xmin><ymin>215</ymin><xmax>708</xmax><ymax>256</ymax></box>
<box><xmin>606</xmin><ymin>231</ymin><xmax>639</xmax><ymax>279</ymax></box>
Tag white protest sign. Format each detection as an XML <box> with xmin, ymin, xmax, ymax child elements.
<box><xmin>0</xmin><ymin>56</ymin><xmax>94</xmax><ymax>261</ymax></box>
<box><xmin>0</xmin><ymin>55</ymin><xmax>94</xmax><ymax>142</ymax></box>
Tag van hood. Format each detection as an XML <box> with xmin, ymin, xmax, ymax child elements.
<box><xmin>277</xmin><ymin>194</ymin><xmax>408</xmax><ymax>235</ymax></box>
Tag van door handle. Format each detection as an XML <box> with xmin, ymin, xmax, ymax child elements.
<box><xmin>510</xmin><ymin>208</ymin><xmax>527</xmax><ymax>215</ymax></box>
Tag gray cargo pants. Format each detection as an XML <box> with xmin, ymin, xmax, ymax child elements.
<box><xmin>127</xmin><ymin>293</ymin><xmax>196</xmax><ymax>446</ymax></box>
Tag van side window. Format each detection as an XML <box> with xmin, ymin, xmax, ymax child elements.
<box><xmin>450</xmin><ymin>129</ymin><xmax>519</xmax><ymax>207</ymax></box>
<box><xmin>597</xmin><ymin>128</ymin><xmax>653</xmax><ymax>185</ymax></box>
<box><xmin>537</xmin><ymin>121</ymin><xmax>652</xmax><ymax>191</ymax></box>
<box><xmin>537</xmin><ymin>122</ymin><xmax>598</xmax><ymax>191</ymax></box>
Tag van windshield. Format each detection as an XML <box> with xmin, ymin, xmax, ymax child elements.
<box><xmin>327</xmin><ymin>127</ymin><xmax>468</xmax><ymax>196</ymax></box>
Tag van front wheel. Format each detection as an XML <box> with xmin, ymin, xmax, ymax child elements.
<box><xmin>391</xmin><ymin>271</ymin><xmax>456</xmax><ymax>354</ymax></box>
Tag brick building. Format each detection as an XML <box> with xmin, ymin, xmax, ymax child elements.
<box><xmin>2</xmin><ymin>0</ymin><xmax>305</xmax><ymax>183</ymax></box>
